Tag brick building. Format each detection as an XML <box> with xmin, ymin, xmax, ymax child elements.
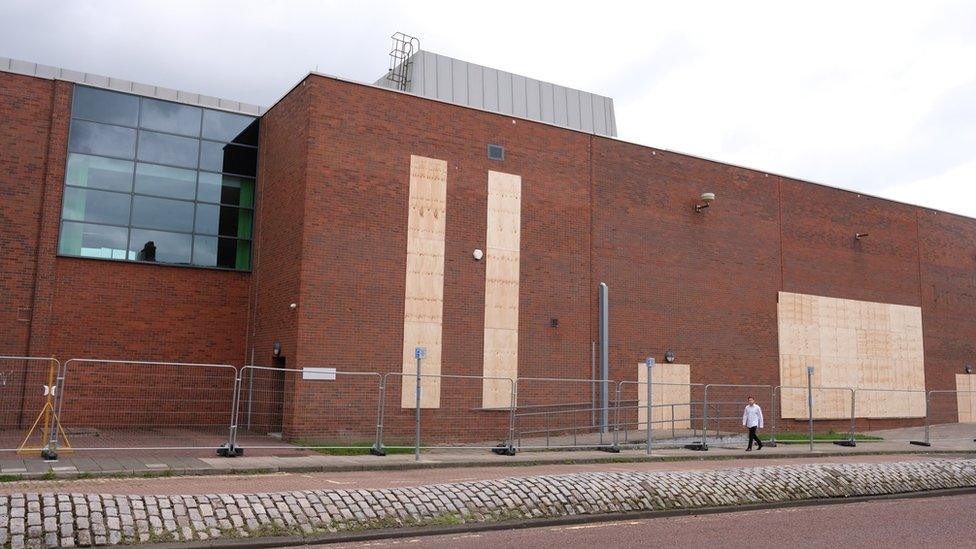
<box><xmin>1</xmin><ymin>51</ymin><xmax>974</xmax><ymax>446</ymax></box>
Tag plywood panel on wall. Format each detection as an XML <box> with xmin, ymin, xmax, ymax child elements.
<box><xmin>637</xmin><ymin>363</ymin><xmax>691</xmax><ymax>430</ymax></box>
<box><xmin>777</xmin><ymin>292</ymin><xmax>925</xmax><ymax>419</ymax></box>
<box><xmin>401</xmin><ymin>155</ymin><xmax>447</xmax><ymax>408</ymax></box>
<box><xmin>957</xmin><ymin>374</ymin><xmax>976</xmax><ymax>423</ymax></box>
<box><xmin>482</xmin><ymin>171</ymin><xmax>521</xmax><ymax>409</ymax></box>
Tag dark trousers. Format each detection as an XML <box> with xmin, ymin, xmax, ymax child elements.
<box><xmin>747</xmin><ymin>426</ymin><xmax>763</xmax><ymax>449</ymax></box>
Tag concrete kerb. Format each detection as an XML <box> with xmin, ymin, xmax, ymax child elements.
<box><xmin>1</xmin><ymin>448</ymin><xmax>975</xmax><ymax>482</ymax></box>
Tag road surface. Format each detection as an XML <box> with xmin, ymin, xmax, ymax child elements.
<box><xmin>322</xmin><ymin>492</ymin><xmax>976</xmax><ymax>549</ymax></box>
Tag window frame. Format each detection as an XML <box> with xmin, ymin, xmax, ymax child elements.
<box><xmin>57</xmin><ymin>85</ymin><xmax>259</xmax><ymax>272</ymax></box>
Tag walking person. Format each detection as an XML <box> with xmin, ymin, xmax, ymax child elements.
<box><xmin>742</xmin><ymin>396</ymin><xmax>764</xmax><ymax>451</ymax></box>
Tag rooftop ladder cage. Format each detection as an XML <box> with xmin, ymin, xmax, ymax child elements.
<box><xmin>387</xmin><ymin>32</ymin><xmax>420</xmax><ymax>91</ymax></box>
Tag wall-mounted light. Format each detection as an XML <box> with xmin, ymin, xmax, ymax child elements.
<box><xmin>272</xmin><ymin>341</ymin><xmax>282</xmax><ymax>358</ymax></box>
<box><xmin>665</xmin><ymin>350</ymin><xmax>676</xmax><ymax>363</ymax></box>
<box><xmin>694</xmin><ymin>192</ymin><xmax>716</xmax><ymax>213</ymax></box>
<box><xmin>966</xmin><ymin>364</ymin><xmax>973</xmax><ymax>374</ymax></box>
<box><xmin>550</xmin><ymin>318</ymin><xmax>559</xmax><ymax>328</ymax></box>
<box><xmin>473</xmin><ymin>249</ymin><xmax>484</xmax><ymax>261</ymax></box>
<box><xmin>855</xmin><ymin>233</ymin><xmax>870</xmax><ymax>240</ymax></box>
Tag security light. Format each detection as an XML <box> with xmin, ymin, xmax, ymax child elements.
<box><xmin>855</xmin><ymin>233</ymin><xmax>869</xmax><ymax>240</ymax></box>
<box><xmin>694</xmin><ymin>192</ymin><xmax>716</xmax><ymax>213</ymax></box>
<box><xmin>966</xmin><ymin>364</ymin><xmax>973</xmax><ymax>374</ymax></box>
<box><xmin>473</xmin><ymin>249</ymin><xmax>484</xmax><ymax>261</ymax></box>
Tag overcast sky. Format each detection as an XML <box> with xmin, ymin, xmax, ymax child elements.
<box><xmin>2</xmin><ymin>1</ymin><xmax>974</xmax><ymax>217</ymax></box>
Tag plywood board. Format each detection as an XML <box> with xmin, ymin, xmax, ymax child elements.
<box><xmin>777</xmin><ymin>292</ymin><xmax>925</xmax><ymax>419</ymax></box>
<box><xmin>637</xmin><ymin>363</ymin><xmax>691</xmax><ymax>430</ymax></box>
<box><xmin>957</xmin><ymin>374</ymin><xmax>976</xmax><ymax>423</ymax></box>
<box><xmin>482</xmin><ymin>171</ymin><xmax>521</xmax><ymax>409</ymax></box>
<box><xmin>401</xmin><ymin>155</ymin><xmax>447</xmax><ymax>408</ymax></box>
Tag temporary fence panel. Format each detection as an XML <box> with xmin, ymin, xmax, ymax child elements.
<box><xmin>56</xmin><ymin>359</ymin><xmax>238</xmax><ymax>452</ymax></box>
<box><xmin>514</xmin><ymin>377</ymin><xmax>615</xmax><ymax>449</ymax></box>
<box><xmin>0</xmin><ymin>357</ymin><xmax>63</xmax><ymax>455</ymax></box>
<box><xmin>700</xmin><ymin>384</ymin><xmax>774</xmax><ymax>449</ymax></box>
<box><xmin>380</xmin><ymin>373</ymin><xmax>514</xmax><ymax>453</ymax></box>
<box><xmin>612</xmin><ymin>380</ymin><xmax>702</xmax><ymax>449</ymax></box>
<box><xmin>914</xmin><ymin>389</ymin><xmax>976</xmax><ymax>447</ymax></box>
<box><xmin>235</xmin><ymin>365</ymin><xmax>383</xmax><ymax>452</ymax></box>
<box><xmin>771</xmin><ymin>385</ymin><xmax>855</xmax><ymax>446</ymax></box>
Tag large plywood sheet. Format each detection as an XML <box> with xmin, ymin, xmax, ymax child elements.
<box><xmin>777</xmin><ymin>292</ymin><xmax>925</xmax><ymax>419</ymax></box>
<box><xmin>401</xmin><ymin>155</ymin><xmax>447</xmax><ymax>408</ymax></box>
<box><xmin>957</xmin><ymin>374</ymin><xmax>976</xmax><ymax>423</ymax></box>
<box><xmin>482</xmin><ymin>171</ymin><xmax>521</xmax><ymax>409</ymax></box>
<box><xmin>637</xmin><ymin>363</ymin><xmax>691</xmax><ymax>430</ymax></box>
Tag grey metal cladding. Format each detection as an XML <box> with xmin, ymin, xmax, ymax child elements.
<box><xmin>380</xmin><ymin>51</ymin><xmax>616</xmax><ymax>136</ymax></box>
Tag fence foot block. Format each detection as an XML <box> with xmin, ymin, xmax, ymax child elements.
<box><xmin>370</xmin><ymin>445</ymin><xmax>387</xmax><ymax>457</ymax></box>
<box><xmin>598</xmin><ymin>446</ymin><xmax>620</xmax><ymax>454</ymax></box>
<box><xmin>766</xmin><ymin>441</ymin><xmax>777</xmax><ymax>448</ymax></box>
<box><xmin>833</xmin><ymin>440</ymin><xmax>857</xmax><ymax>447</ymax></box>
<box><xmin>491</xmin><ymin>444</ymin><xmax>516</xmax><ymax>456</ymax></box>
<box><xmin>41</xmin><ymin>448</ymin><xmax>58</xmax><ymax>461</ymax></box>
<box><xmin>217</xmin><ymin>443</ymin><xmax>244</xmax><ymax>457</ymax></box>
<box><xmin>909</xmin><ymin>440</ymin><xmax>931</xmax><ymax>447</ymax></box>
<box><xmin>685</xmin><ymin>443</ymin><xmax>708</xmax><ymax>451</ymax></box>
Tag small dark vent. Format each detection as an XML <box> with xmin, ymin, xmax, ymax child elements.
<box><xmin>487</xmin><ymin>144</ymin><xmax>505</xmax><ymax>161</ymax></box>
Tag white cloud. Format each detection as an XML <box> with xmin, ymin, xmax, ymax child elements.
<box><xmin>1</xmin><ymin>0</ymin><xmax>974</xmax><ymax>216</ymax></box>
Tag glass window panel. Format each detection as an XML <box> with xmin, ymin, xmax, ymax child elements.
<box><xmin>59</xmin><ymin>221</ymin><xmax>128</xmax><ymax>259</ymax></box>
<box><xmin>61</xmin><ymin>187</ymin><xmax>131</xmax><ymax>226</ymax></box>
<box><xmin>201</xmin><ymin>110</ymin><xmax>259</xmax><ymax>145</ymax></box>
<box><xmin>72</xmin><ymin>86</ymin><xmax>139</xmax><ymax>126</ymax></box>
<box><xmin>196</xmin><ymin>172</ymin><xmax>254</xmax><ymax>206</ymax></box>
<box><xmin>140</xmin><ymin>98</ymin><xmax>202</xmax><ymax>136</ymax></box>
<box><xmin>137</xmin><ymin>130</ymin><xmax>199</xmax><ymax>169</ymax></box>
<box><xmin>134</xmin><ymin>163</ymin><xmax>197</xmax><ymax>200</ymax></box>
<box><xmin>131</xmin><ymin>195</ymin><xmax>194</xmax><ymax>232</ymax></box>
<box><xmin>65</xmin><ymin>153</ymin><xmax>133</xmax><ymax>192</ymax></box>
<box><xmin>128</xmin><ymin>229</ymin><xmax>191</xmax><ymax>264</ymax></box>
<box><xmin>200</xmin><ymin>141</ymin><xmax>256</xmax><ymax>175</ymax></box>
<box><xmin>194</xmin><ymin>205</ymin><xmax>253</xmax><ymax>238</ymax></box>
<box><xmin>192</xmin><ymin>236</ymin><xmax>251</xmax><ymax>269</ymax></box>
<box><xmin>68</xmin><ymin>120</ymin><xmax>137</xmax><ymax>158</ymax></box>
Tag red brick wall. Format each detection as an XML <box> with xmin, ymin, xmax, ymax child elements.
<box><xmin>0</xmin><ymin>74</ymin><xmax>250</xmax><ymax>433</ymax></box>
<box><xmin>269</xmin><ymin>74</ymin><xmax>974</xmax><ymax>440</ymax></box>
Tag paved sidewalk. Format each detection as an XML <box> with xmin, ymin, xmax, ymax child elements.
<box><xmin>1</xmin><ymin>424</ymin><xmax>972</xmax><ymax>480</ymax></box>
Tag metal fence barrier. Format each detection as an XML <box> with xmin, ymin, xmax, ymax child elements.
<box><xmin>513</xmin><ymin>377</ymin><xmax>615</xmax><ymax>450</ymax></box>
<box><xmin>771</xmin><ymin>385</ymin><xmax>856</xmax><ymax>449</ymax></box>
<box><xmin>910</xmin><ymin>389</ymin><xmax>976</xmax><ymax>447</ymax></box>
<box><xmin>55</xmin><ymin>359</ymin><xmax>239</xmax><ymax>456</ymax></box>
<box><xmin>0</xmin><ymin>356</ymin><xmax>63</xmax><ymax>458</ymax></box>
<box><xmin>379</xmin><ymin>372</ymin><xmax>516</xmax><ymax>459</ymax></box>
<box><xmin>232</xmin><ymin>365</ymin><xmax>385</xmax><ymax>456</ymax></box>
<box><xmin>611</xmin><ymin>381</ymin><xmax>704</xmax><ymax>452</ymax></box>
<box><xmin>698</xmin><ymin>384</ymin><xmax>775</xmax><ymax>450</ymax></box>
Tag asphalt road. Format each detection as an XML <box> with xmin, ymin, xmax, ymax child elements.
<box><xmin>321</xmin><ymin>492</ymin><xmax>976</xmax><ymax>549</ymax></box>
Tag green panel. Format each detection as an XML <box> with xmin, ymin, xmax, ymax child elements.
<box><xmin>235</xmin><ymin>240</ymin><xmax>251</xmax><ymax>270</ymax></box>
<box><xmin>236</xmin><ymin>208</ymin><xmax>253</xmax><ymax>239</ymax></box>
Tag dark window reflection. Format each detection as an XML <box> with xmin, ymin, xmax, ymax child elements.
<box><xmin>202</xmin><ymin>110</ymin><xmax>259</xmax><ymax>145</ymax></box>
<box><xmin>134</xmin><ymin>163</ymin><xmax>197</xmax><ymax>200</ymax></box>
<box><xmin>72</xmin><ymin>86</ymin><xmax>139</xmax><ymax>127</ymax></box>
<box><xmin>62</xmin><ymin>187</ymin><xmax>131</xmax><ymax>226</ymax></box>
<box><xmin>65</xmin><ymin>154</ymin><xmax>134</xmax><ymax>192</ymax></box>
<box><xmin>131</xmin><ymin>195</ymin><xmax>194</xmax><ymax>232</ymax></box>
<box><xmin>194</xmin><ymin>204</ymin><xmax>252</xmax><ymax>238</ymax></box>
<box><xmin>199</xmin><ymin>141</ymin><xmax>257</xmax><ymax>175</ymax></box>
<box><xmin>196</xmin><ymin>172</ymin><xmax>254</xmax><ymax>206</ymax></box>
<box><xmin>137</xmin><ymin>131</ymin><xmax>199</xmax><ymax>169</ymax></box>
<box><xmin>140</xmin><ymin>98</ymin><xmax>202</xmax><ymax>137</ymax></box>
<box><xmin>128</xmin><ymin>229</ymin><xmax>191</xmax><ymax>264</ymax></box>
<box><xmin>193</xmin><ymin>236</ymin><xmax>250</xmax><ymax>269</ymax></box>
<box><xmin>69</xmin><ymin>120</ymin><xmax>137</xmax><ymax>158</ymax></box>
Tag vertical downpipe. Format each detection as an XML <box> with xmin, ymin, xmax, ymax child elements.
<box><xmin>599</xmin><ymin>283</ymin><xmax>609</xmax><ymax>433</ymax></box>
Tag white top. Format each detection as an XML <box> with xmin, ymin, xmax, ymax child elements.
<box><xmin>742</xmin><ymin>403</ymin><xmax>764</xmax><ymax>429</ymax></box>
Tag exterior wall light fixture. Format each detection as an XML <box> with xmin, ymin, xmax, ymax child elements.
<box><xmin>855</xmin><ymin>233</ymin><xmax>870</xmax><ymax>240</ymax></box>
<box><xmin>966</xmin><ymin>364</ymin><xmax>973</xmax><ymax>374</ymax></box>
<box><xmin>694</xmin><ymin>192</ymin><xmax>716</xmax><ymax>212</ymax></box>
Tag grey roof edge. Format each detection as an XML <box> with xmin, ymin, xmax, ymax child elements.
<box><xmin>0</xmin><ymin>55</ymin><xmax>265</xmax><ymax>116</ymax></box>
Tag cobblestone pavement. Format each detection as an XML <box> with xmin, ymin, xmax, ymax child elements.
<box><xmin>0</xmin><ymin>459</ymin><xmax>973</xmax><ymax>548</ymax></box>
